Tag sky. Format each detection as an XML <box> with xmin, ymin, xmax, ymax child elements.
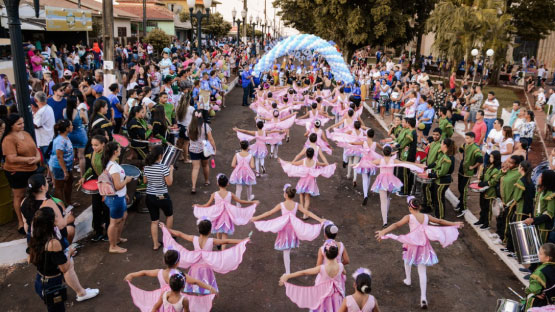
<box><xmin>215</xmin><ymin>0</ymin><xmax>299</xmax><ymax>36</ymax></box>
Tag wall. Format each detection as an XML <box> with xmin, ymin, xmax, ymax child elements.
<box><xmin>113</xmin><ymin>19</ymin><xmax>131</xmax><ymax>38</ymax></box>
<box><xmin>157</xmin><ymin>21</ymin><xmax>175</xmax><ymax>36</ymax></box>
<box><xmin>537</xmin><ymin>32</ymin><xmax>555</xmax><ymax>71</ymax></box>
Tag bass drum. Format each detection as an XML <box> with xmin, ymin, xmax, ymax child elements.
<box><xmin>495</xmin><ymin>299</ymin><xmax>522</xmax><ymax>312</ymax></box>
<box><xmin>510</xmin><ymin>221</ymin><xmax>542</xmax><ymax>264</ymax></box>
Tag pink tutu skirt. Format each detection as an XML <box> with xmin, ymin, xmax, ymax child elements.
<box><xmin>212</xmin><ymin>210</ymin><xmax>234</xmax><ymax>235</ymax></box>
<box><xmin>186</xmin><ymin>265</ymin><xmax>218</xmax><ymax>295</ymax></box>
<box><xmin>402</xmin><ymin>241</ymin><xmax>438</xmax><ymax>266</ymax></box>
<box><xmin>311</xmin><ymin>289</ymin><xmax>344</xmax><ymax>312</ymax></box>
<box><xmin>249</xmin><ymin>142</ymin><xmax>268</xmax><ymax>158</ymax></box>
<box><xmin>274</xmin><ymin>222</ymin><xmax>300</xmax><ymax>250</ymax></box>
<box><xmin>296</xmin><ymin>176</ymin><xmax>319</xmax><ymax>196</ymax></box>
<box><xmin>343</xmin><ymin>146</ymin><xmax>363</xmax><ymax>157</ymax></box>
<box><xmin>229</xmin><ymin>167</ymin><xmax>256</xmax><ymax>185</ymax></box>
<box><xmin>355</xmin><ymin>158</ymin><xmax>376</xmax><ymax>175</ymax></box>
<box><xmin>371</xmin><ymin>173</ymin><xmax>402</xmax><ymax>193</ymax></box>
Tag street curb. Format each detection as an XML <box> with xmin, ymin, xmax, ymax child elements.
<box><xmin>0</xmin><ymin>205</ymin><xmax>93</xmax><ymax>267</ymax></box>
<box><xmin>363</xmin><ymin>102</ymin><xmax>528</xmax><ymax>286</ymax></box>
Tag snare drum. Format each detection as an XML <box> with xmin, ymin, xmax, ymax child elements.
<box><xmin>81</xmin><ymin>179</ymin><xmax>98</xmax><ymax>195</ymax></box>
<box><xmin>510</xmin><ymin>221</ymin><xmax>542</xmax><ymax>264</ymax></box>
<box><xmin>113</xmin><ymin>134</ymin><xmax>129</xmax><ymax>148</ymax></box>
<box><xmin>495</xmin><ymin>299</ymin><xmax>523</xmax><ymax>312</ymax></box>
<box><xmin>148</xmin><ymin>138</ymin><xmax>162</xmax><ymax>147</ymax></box>
<box><xmin>416</xmin><ymin>173</ymin><xmax>433</xmax><ymax>184</ymax></box>
<box><xmin>469</xmin><ymin>183</ymin><xmax>489</xmax><ymax>193</ymax></box>
<box><xmin>121</xmin><ymin>164</ymin><xmax>141</xmax><ymax>180</ymax></box>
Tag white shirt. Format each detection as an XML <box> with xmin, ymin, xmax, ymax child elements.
<box><xmin>33</xmin><ymin>105</ymin><xmax>55</xmax><ymax>147</ymax></box>
<box><xmin>548</xmin><ymin>93</ymin><xmax>555</xmax><ymax>110</ymax></box>
<box><xmin>108</xmin><ymin>161</ymin><xmax>127</xmax><ymax>197</ymax></box>
<box><xmin>178</xmin><ymin>105</ymin><xmax>194</xmax><ymax>127</ymax></box>
<box><xmin>538</xmin><ymin>68</ymin><xmax>546</xmax><ymax>78</ymax></box>
<box><xmin>500</xmin><ymin>138</ymin><xmax>514</xmax><ymax>162</ymax></box>
<box><xmin>483</xmin><ymin>98</ymin><xmax>499</xmax><ymax>119</ymax></box>
<box><xmin>147</xmin><ymin>45</ymin><xmax>153</xmax><ymax>54</ymax></box>
<box><xmin>485</xmin><ymin>128</ymin><xmax>503</xmax><ymax>154</ymax></box>
<box><xmin>513</xmin><ymin>117</ymin><xmax>524</xmax><ymax>135</ymax></box>
<box><xmin>159</xmin><ymin>58</ymin><xmax>172</xmax><ymax>76</ymax></box>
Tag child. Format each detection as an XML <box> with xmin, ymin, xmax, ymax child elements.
<box><xmin>193</xmin><ymin>174</ymin><xmax>258</xmax><ymax>249</ymax></box>
<box><xmin>376</xmin><ymin>197</ymin><xmax>463</xmax><ymax>309</ymax></box>
<box><xmin>316</xmin><ymin>221</ymin><xmax>350</xmax><ymax>266</ymax></box>
<box><xmin>234</xmin><ymin>121</ymin><xmax>284</xmax><ymax>176</ymax></box>
<box><xmin>151</xmin><ymin>273</ymin><xmax>188</xmax><ymax>312</ymax></box>
<box><xmin>353</xmin><ymin>129</ymin><xmax>381</xmax><ymax>205</ymax></box>
<box><xmin>230</xmin><ymin>141</ymin><xmax>256</xmax><ymax>201</ymax></box>
<box><xmin>251</xmin><ymin>185</ymin><xmax>325</xmax><ymax>274</ymax></box>
<box><xmin>524</xmin><ymin>243</ymin><xmax>555</xmax><ymax>310</ymax></box>
<box><xmin>338</xmin><ymin>268</ymin><xmax>381</xmax><ymax>312</ymax></box>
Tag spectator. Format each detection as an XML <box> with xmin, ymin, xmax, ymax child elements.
<box><xmin>547</xmin><ymin>88</ymin><xmax>555</xmax><ymax>115</ymax></box>
<box><xmin>483</xmin><ymin>118</ymin><xmax>504</xmax><ymax>166</ymax></box>
<box><xmin>519</xmin><ymin>110</ymin><xmax>536</xmax><ymax>149</ymax></box>
<box><xmin>512</xmin><ymin>109</ymin><xmax>526</xmax><ymax>142</ymax></box>
<box><xmin>508</xmin><ymin>101</ymin><xmax>522</xmax><ymax>127</ymax></box>
<box><xmin>63</xmin><ymin>95</ymin><xmax>88</xmax><ymax>177</ymax></box>
<box><xmin>472</xmin><ymin>110</ymin><xmax>487</xmax><ymax>145</ymax></box>
<box><xmin>187</xmin><ymin>112</ymin><xmax>216</xmax><ymax>193</ymax></box>
<box><xmin>47</xmin><ymin>84</ymin><xmax>68</xmax><ymax>122</ymax></box>
<box><xmin>241</xmin><ymin>66</ymin><xmax>253</xmax><ymax>106</ymax></box>
<box><xmin>535</xmin><ymin>88</ymin><xmax>547</xmax><ymax>112</ymax></box>
<box><xmin>107</xmin><ymin>83</ymin><xmax>124</xmax><ymax>133</ymax></box>
<box><xmin>482</xmin><ymin>91</ymin><xmax>499</xmax><ymax>137</ymax></box>
<box><xmin>499</xmin><ymin>126</ymin><xmax>514</xmax><ymax>162</ymax></box>
<box><xmin>2</xmin><ymin>114</ymin><xmax>41</xmax><ymax>234</ymax></box>
<box><xmin>48</xmin><ymin>119</ymin><xmax>75</xmax><ymax>208</ymax></box>
<box><xmin>30</xmin><ymin>50</ymin><xmax>44</xmax><ymax>80</ymax></box>
<box><xmin>32</xmin><ymin>92</ymin><xmax>55</xmax><ymax>163</ymax></box>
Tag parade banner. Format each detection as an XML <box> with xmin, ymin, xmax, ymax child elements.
<box><xmin>45</xmin><ymin>6</ymin><xmax>92</xmax><ymax>31</ymax></box>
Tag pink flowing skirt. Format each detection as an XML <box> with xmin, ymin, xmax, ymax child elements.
<box><xmin>402</xmin><ymin>241</ymin><xmax>438</xmax><ymax>266</ymax></box>
<box><xmin>249</xmin><ymin>142</ymin><xmax>268</xmax><ymax>158</ymax></box>
<box><xmin>186</xmin><ymin>265</ymin><xmax>218</xmax><ymax>295</ymax></box>
<box><xmin>274</xmin><ymin>222</ymin><xmax>300</xmax><ymax>250</ymax></box>
<box><xmin>212</xmin><ymin>210</ymin><xmax>234</xmax><ymax>235</ymax></box>
<box><xmin>229</xmin><ymin>166</ymin><xmax>257</xmax><ymax>185</ymax></box>
<box><xmin>371</xmin><ymin>173</ymin><xmax>402</xmax><ymax>193</ymax></box>
<box><xmin>297</xmin><ymin>176</ymin><xmax>319</xmax><ymax>196</ymax></box>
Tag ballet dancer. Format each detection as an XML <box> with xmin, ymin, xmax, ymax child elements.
<box><xmin>304</xmin><ymin>120</ymin><xmax>332</xmax><ymax>156</ymax></box>
<box><xmin>279</xmin><ymin>241</ymin><xmax>345</xmax><ymax>311</ymax></box>
<box><xmin>230</xmin><ymin>141</ymin><xmax>256</xmax><ymax>201</ymax></box>
<box><xmin>251</xmin><ymin>185</ymin><xmax>325</xmax><ymax>274</ymax></box>
<box><xmin>370</xmin><ymin>145</ymin><xmax>425</xmax><ymax>227</ymax></box>
<box><xmin>234</xmin><ymin>122</ymin><xmax>284</xmax><ymax>176</ymax></box>
<box><xmin>193</xmin><ymin>174</ymin><xmax>258</xmax><ymax>249</ymax></box>
<box><xmin>353</xmin><ymin>129</ymin><xmax>381</xmax><ymax>205</ymax></box>
<box><xmin>261</xmin><ymin>110</ymin><xmax>297</xmax><ymax>156</ymax></box>
<box><xmin>279</xmin><ymin>148</ymin><xmax>336</xmax><ymax>217</ymax></box>
<box><xmin>375</xmin><ymin>197</ymin><xmax>463</xmax><ymax>309</ymax></box>
<box><xmin>293</xmin><ymin>133</ymin><xmax>328</xmax><ymax>164</ymax></box>
<box><xmin>151</xmin><ymin>273</ymin><xmax>188</xmax><ymax>312</ymax></box>
<box><xmin>316</xmin><ymin>221</ymin><xmax>350</xmax><ymax>266</ymax></box>
<box><xmin>160</xmin><ymin>221</ymin><xmax>250</xmax><ymax>295</ymax></box>
<box><xmin>296</xmin><ymin>102</ymin><xmax>332</xmax><ymax>128</ymax></box>
<box><xmin>338</xmin><ymin>268</ymin><xmax>381</xmax><ymax>312</ymax></box>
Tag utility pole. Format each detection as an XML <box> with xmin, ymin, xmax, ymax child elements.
<box><xmin>242</xmin><ymin>0</ymin><xmax>247</xmax><ymax>42</ymax></box>
<box><xmin>102</xmin><ymin>0</ymin><xmax>114</xmax><ymax>92</ymax></box>
<box><xmin>264</xmin><ymin>0</ymin><xmax>266</xmax><ymax>40</ymax></box>
<box><xmin>142</xmin><ymin>0</ymin><xmax>146</xmax><ymax>37</ymax></box>
<box><xmin>4</xmin><ymin>0</ymin><xmax>35</xmax><ymax>139</ymax></box>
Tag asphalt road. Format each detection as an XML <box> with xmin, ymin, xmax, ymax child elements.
<box><xmin>0</xmin><ymin>87</ymin><xmax>524</xmax><ymax>311</ymax></box>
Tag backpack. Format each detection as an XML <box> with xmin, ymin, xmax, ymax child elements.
<box><xmin>97</xmin><ymin>164</ymin><xmax>116</xmax><ymax>196</ymax></box>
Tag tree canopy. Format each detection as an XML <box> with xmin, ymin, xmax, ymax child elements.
<box><xmin>273</xmin><ymin>0</ymin><xmax>418</xmax><ymax>60</ymax></box>
<box><xmin>180</xmin><ymin>11</ymin><xmax>232</xmax><ymax>38</ymax></box>
<box><xmin>508</xmin><ymin>0</ymin><xmax>555</xmax><ymax>41</ymax></box>
<box><xmin>145</xmin><ymin>28</ymin><xmax>172</xmax><ymax>56</ymax></box>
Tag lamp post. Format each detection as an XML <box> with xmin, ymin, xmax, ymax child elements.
<box><xmin>4</xmin><ymin>0</ymin><xmax>36</xmax><ymax>138</ymax></box>
<box><xmin>249</xmin><ymin>16</ymin><xmax>258</xmax><ymax>42</ymax></box>
<box><xmin>470</xmin><ymin>48</ymin><xmax>494</xmax><ymax>87</ymax></box>
<box><xmin>187</xmin><ymin>0</ymin><xmax>211</xmax><ymax>56</ymax></box>
<box><xmin>232</xmin><ymin>8</ymin><xmax>246</xmax><ymax>45</ymax></box>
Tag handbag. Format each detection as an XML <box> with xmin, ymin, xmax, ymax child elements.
<box><xmin>42</xmin><ymin>240</ymin><xmax>67</xmax><ymax>306</ymax></box>
<box><xmin>97</xmin><ymin>164</ymin><xmax>116</xmax><ymax>196</ymax></box>
<box><xmin>202</xmin><ymin>122</ymin><xmax>215</xmax><ymax>158</ymax></box>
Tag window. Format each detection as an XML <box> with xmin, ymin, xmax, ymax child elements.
<box><xmin>117</xmin><ymin>27</ymin><xmax>127</xmax><ymax>38</ymax></box>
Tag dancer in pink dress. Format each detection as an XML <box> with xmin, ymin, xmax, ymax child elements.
<box><xmin>375</xmin><ymin>197</ymin><xmax>463</xmax><ymax>309</ymax></box>
<box><xmin>352</xmin><ymin>129</ymin><xmax>382</xmax><ymax>205</ymax></box>
<box><xmin>327</xmin><ymin>108</ymin><xmax>368</xmax><ymax>168</ymax></box>
<box><xmin>338</xmin><ymin>268</ymin><xmax>380</xmax><ymax>312</ymax></box>
<box><xmin>230</xmin><ymin>141</ymin><xmax>256</xmax><ymax>201</ymax></box>
<box><xmin>304</xmin><ymin>120</ymin><xmax>332</xmax><ymax>155</ymax></box>
<box><xmin>161</xmin><ymin>221</ymin><xmax>250</xmax><ymax>296</ymax></box>
<box><xmin>371</xmin><ymin>145</ymin><xmax>425</xmax><ymax>227</ymax></box>
<box><xmin>296</xmin><ymin>102</ymin><xmax>332</xmax><ymax>128</ymax></box>
<box><xmin>125</xmin><ymin>249</ymin><xmax>217</xmax><ymax>312</ymax></box>
<box><xmin>279</xmin><ymin>148</ymin><xmax>336</xmax><ymax>216</ymax></box>
<box><xmin>316</xmin><ymin>221</ymin><xmax>350</xmax><ymax>267</ymax></box>
<box><xmin>234</xmin><ymin>122</ymin><xmax>285</xmax><ymax>176</ymax></box>
<box><xmin>336</xmin><ymin>121</ymin><xmax>366</xmax><ymax>185</ymax></box>
<box><xmin>293</xmin><ymin>133</ymin><xmax>328</xmax><ymax>164</ymax></box>
<box><xmin>279</xmin><ymin>241</ymin><xmax>346</xmax><ymax>311</ymax></box>
<box><xmin>251</xmin><ymin>185</ymin><xmax>325</xmax><ymax>274</ymax></box>
<box><xmin>260</xmin><ymin>110</ymin><xmax>297</xmax><ymax>157</ymax></box>
<box><xmin>194</xmin><ymin>174</ymin><xmax>258</xmax><ymax>249</ymax></box>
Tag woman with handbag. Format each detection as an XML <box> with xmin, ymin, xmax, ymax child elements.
<box><xmin>187</xmin><ymin>111</ymin><xmax>216</xmax><ymax>194</ymax></box>
<box><xmin>28</xmin><ymin>207</ymin><xmax>99</xmax><ymax>311</ymax></box>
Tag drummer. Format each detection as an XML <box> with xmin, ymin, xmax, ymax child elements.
<box><xmin>421</xmin><ymin>128</ymin><xmax>442</xmax><ymax>213</ymax></box>
<box><xmin>474</xmin><ymin>151</ymin><xmax>502</xmax><ymax>230</ymax></box>
<box><xmin>496</xmin><ymin>155</ymin><xmax>523</xmax><ymax>242</ymax></box>
<box><xmin>524</xmin><ymin>243</ymin><xmax>555</xmax><ymax>310</ymax></box>
<box><xmin>78</xmin><ymin>135</ymin><xmax>110</xmax><ymax>242</ymax></box>
<box><xmin>156</xmin><ymin>92</ymin><xmax>177</xmax><ymax>129</ymax></box>
<box><xmin>455</xmin><ymin>132</ymin><xmax>483</xmax><ymax>218</ymax></box>
<box><xmin>524</xmin><ymin>170</ymin><xmax>555</xmax><ymax>244</ymax></box>
<box><xmin>505</xmin><ymin>161</ymin><xmax>535</xmax><ymax>253</ymax></box>
<box><xmin>151</xmin><ymin>105</ymin><xmax>171</xmax><ymax>145</ymax></box>
<box><xmin>127</xmin><ymin>105</ymin><xmax>152</xmax><ymax>161</ymax></box>
<box><xmin>395</xmin><ymin>118</ymin><xmax>417</xmax><ymax>196</ymax></box>
<box><xmin>426</xmin><ymin>138</ymin><xmax>456</xmax><ymax>219</ymax></box>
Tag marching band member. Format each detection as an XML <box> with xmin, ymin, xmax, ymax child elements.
<box><xmin>455</xmin><ymin>132</ymin><xmax>483</xmax><ymax>217</ymax></box>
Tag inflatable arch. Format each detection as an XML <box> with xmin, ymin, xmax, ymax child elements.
<box><xmin>253</xmin><ymin>34</ymin><xmax>354</xmax><ymax>83</ymax></box>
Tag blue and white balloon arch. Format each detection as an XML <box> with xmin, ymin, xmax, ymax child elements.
<box><xmin>254</xmin><ymin>34</ymin><xmax>354</xmax><ymax>84</ymax></box>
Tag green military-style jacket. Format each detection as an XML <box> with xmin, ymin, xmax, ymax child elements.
<box><xmin>438</xmin><ymin>117</ymin><xmax>453</xmax><ymax>139</ymax></box>
<box><xmin>500</xmin><ymin>168</ymin><xmax>521</xmax><ymax>205</ymax></box>
<box><xmin>423</xmin><ymin>140</ymin><xmax>441</xmax><ymax>166</ymax></box>
<box><xmin>459</xmin><ymin>143</ymin><xmax>483</xmax><ymax>177</ymax></box>
<box><xmin>481</xmin><ymin>165</ymin><xmax>502</xmax><ymax>199</ymax></box>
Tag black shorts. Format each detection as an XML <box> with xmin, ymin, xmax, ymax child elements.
<box><xmin>189</xmin><ymin>151</ymin><xmax>209</xmax><ymax>161</ymax></box>
<box><xmin>4</xmin><ymin>170</ymin><xmax>37</xmax><ymax>189</ymax></box>
<box><xmin>145</xmin><ymin>193</ymin><xmax>173</xmax><ymax>221</ymax></box>
<box><xmin>178</xmin><ymin>124</ymin><xmax>189</xmax><ymax>140</ymax></box>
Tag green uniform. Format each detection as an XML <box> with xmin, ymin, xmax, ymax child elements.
<box><xmin>525</xmin><ymin>262</ymin><xmax>555</xmax><ymax>310</ymax></box>
<box><xmin>128</xmin><ymin>117</ymin><xmax>151</xmax><ymax>160</ymax></box>
<box><xmin>396</xmin><ymin>128</ymin><xmax>413</xmax><ymax>161</ymax></box>
<box><xmin>457</xmin><ymin>143</ymin><xmax>483</xmax><ymax>211</ymax></box>
<box><xmin>513</xmin><ymin>178</ymin><xmax>533</xmax><ymax>222</ymax></box>
<box><xmin>157</xmin><ymin>103</ymin><xmax>176</xmax><ymax>126</ymax></box>
<box><xmin>477</xmin><ymin>165</ymin><xmax>502</xmax><ymax>226</ymax></box>
<box><xmin>533</xmin><ymin>190</ymin><xmax>555</xmax><ymax>243</ymax></box>
<box><xmin>428</xmin><ymin>152</ymin><xmax>454</xmax><ymax>219</ymax></box>
<box><xmin>392</xmin><ymin>125</ymin><xmax>403</xmax><ymax>139</ymax></box>
<box><xmin>438</xmin><ymin>117</ymin><xmax>453</xmax><ymax>139</ymax></box>
<box><xmin>83</xmin><ymin>151</ymin><xmax>103</xmax><ymax>180</ymax></box>
<box><xmin>422</xmin><ymin>140</ymin><xmax>442</xmax><ymax>210</ymax></box>
<box><xmin>498</xmin><ymin>168</ymin><xmax>521</xmax><ymax>241</ymax></box>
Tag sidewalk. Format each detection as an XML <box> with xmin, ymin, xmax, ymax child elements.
<box><xmin>364</xmin><ymin>102</ymin><xmax>529</xmax><ymax>285</ymax></box>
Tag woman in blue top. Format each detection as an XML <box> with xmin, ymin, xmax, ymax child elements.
<box><xmin>64</xmin><ymin>95</ymin><xmax>87</xmax><ymax>178</ymax></box>
<box><xmin>49</xmin><ymin>119</ymin><xmax>75</xmax><ymax>208</ymax></box>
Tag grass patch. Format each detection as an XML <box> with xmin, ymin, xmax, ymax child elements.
<box><xmin>481</xmin><ymin>85</ymin><xmax>520</xmax><ymax>112</ymax></box>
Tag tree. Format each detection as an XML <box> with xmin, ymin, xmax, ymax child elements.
<box><xmin>273</xmin><ymin>0</ymin><xmax>419</xmax><ymax>61</ymax></box>
<box><xmin>180</xmin><ymin>11</ymin><xmax>232</xmax><ymax>38</ymax></box>
<box><xmin>145</xmin><ymin>28</ymin><xmax>171</xmax><ymax>56</ymax></box>
<box><xmin>508</xmin><ymin>0</ymin><xmax>555</xmax><ymax>41</ymax></box>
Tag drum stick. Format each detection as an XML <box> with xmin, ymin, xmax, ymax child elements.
<box><xmin>508</xmin><ymin>287</ymin><xmax>524</xmax><ymax>300</ymax></box>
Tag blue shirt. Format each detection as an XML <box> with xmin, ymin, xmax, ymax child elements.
<box><xmin>416</xmin><ymin>102</ymin><xmax>428</xmax><ymax>116</ymax></box>
<box><xmin>241</xmin><ymin>70</ymin><xmax>252</xmax><ymax>88</ymax></box>
<box><xmin>107</xmin><ymin>94</ymin><xmax>122</xmax><ymax>118</ymax></box>
<box><xmin>352</xmin><ymin>87</ymin><xmax>361</xmax><ymax>99</ymax></box>
<box><xmin>209</xmin><ymin>77</ymin><xmax>221</xmax><ymax>95</ymax></box>
<box><xmin>47</xmin><ymin>97</ymin><xmax>67</xmax><ymax>122</ymax></box>
<box><xmin>394</xmin><ymin>70</ymin><xmax>402</xmax><ymax>81</ymax></box>
<box><xmin>48</xmin><ymin>135</ymin><xmax>74</xmax><ymax>169</ymax></box>
<box><xmin>200</xmin><ymin>78</ymin><xmax>211</xmax><ymax>91</ymax></box>
<box><xmin>421</xmin><ymin>107</ymin><xmax>435</xmax><ymax>124</ymax></box>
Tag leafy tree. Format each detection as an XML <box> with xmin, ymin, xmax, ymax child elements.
<box><xmin>180</xmin><ymin>12</ymin><xmax>232</xmax><ymax>38</ymax></box>
<box><xmin>273</xmin><ymin>0</ymin><xmax>418</xmax><ymax>61</ymax></box>
<box><xmin>508</xmin><ymin>0</ymin><xmax>555</xmax><ymax>41</ymax></box>
<box><xmin>145</xmin><ymin>28</ymin><xmax>171</xmax><ymax>56</ymax></box>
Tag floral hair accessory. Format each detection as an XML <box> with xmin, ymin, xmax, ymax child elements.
<box><xmin>283</xmin><ymin>183</ymin><xmax>291</xmax><ymax>192</ymax></box>
<box><xmin>352</xmin><ymin>267</ymin><xmax>372</xmax><ymax>279</ymax></box>
<box><xmin>324</xmin><ymin>239</ymin><xmax>337</xmax><ymax>250</ymax></box>
<box><xmin>323</xmin><ymin>221</ymin><xmax>338</xmax><ymax>234</ymax></box>
<box><xmin>216</xmin><ymin>173</ymin><xmax>225</xmax><ymax>180</ymax></box>
<box><xmin>407</xmin><ymin>196</ymin><xmax>418</xmax><ymax>209</ymax></box>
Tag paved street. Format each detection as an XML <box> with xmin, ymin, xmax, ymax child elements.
<box><xmin>0</xmin><ymin>87</ymin><xmax>524</xmax><ymax>311</ymax></box>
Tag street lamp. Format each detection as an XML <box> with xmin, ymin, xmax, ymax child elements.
<box><xmin>232</xmin><ymin>8</ymin><xmax>246</xmax><ymax>45</ymax></box>
<box><xmin>250</xmin><ymin>16</ymin><xmax>259</xmax><ymax>41</ymax></box>
<box><xmin>187</xmin><ymin>0</ymin><xmax>212</xmax><ymax>55</ymax></box>
<box><xmin>470</xmin><ymin>48</ymin><xmax>495</xmax><ymax>87</ymax></box>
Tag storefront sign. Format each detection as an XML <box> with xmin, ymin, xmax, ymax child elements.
<box><xmin>45</xmin><ymin>6</ymin><xmax>92</xmax><ymax>31</ymax></box>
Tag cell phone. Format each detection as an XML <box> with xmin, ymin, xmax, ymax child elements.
<box><xmin>65</xmin><ymin>205</ymin><xmax>74</xmax><ymax>214</ymax></box>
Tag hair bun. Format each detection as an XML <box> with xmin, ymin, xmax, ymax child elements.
<box><xmin>330</xmin><ymin>225</ymin><xmax>338</xmax><ymax>234</ymax></box>
<box><xmin>361</xmin><ymin>285</ymin><xmax>368</xmax><ymax>293</ymax></box>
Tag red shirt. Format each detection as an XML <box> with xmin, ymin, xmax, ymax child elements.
<box><xmin>472</xmin><ymin>120</ymin><xmax>487</xmax><ymax>144</ymax></box>
<box><xmin>449</xmin><ymin>75</ymin><xmax>456</xmax><ymax>89</ymax></box>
